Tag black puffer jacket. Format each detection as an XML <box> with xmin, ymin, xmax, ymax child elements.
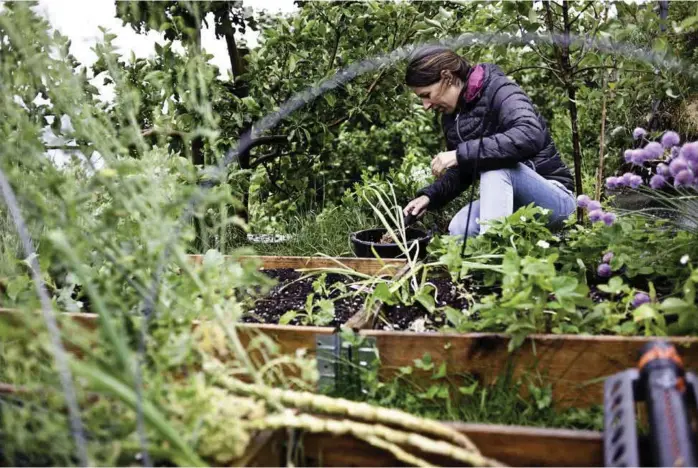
<box><xmin>418</xmin><ymin>63</ymin><xmax>574</xmax><ymax>210</ymax></box>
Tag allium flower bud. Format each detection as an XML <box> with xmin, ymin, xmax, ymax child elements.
<box><xmin>587</xmin><ymin>200</ymin><xmax>602</xmax><ymax>212</ymax></box>
<box><xmin>660</xmin><ymin>131</ymin><xmax>680</xmax><ymax>148</ymax></box>
<box><xmin>589</xmin><ymin>209</ymin><xmax>604</xmax><ymax>222</ymax></box>
<box><xmin>602</xmin><ymin>252</ymin><xmax>614</xmax><ymax>263</ymax></box>
<box><xmin>606</xmin><ymin>176</ymin><xmax>619</xmax><ymax>189</ymax></box>
<box><xmin>649</xmin><ymin>174</ymin><xmax>666</xmax><ymax>189</ymax></box>
<box><xmin>624</xmin><ymin>149</ymin><xmax>633</xmax><ymax>163</ymax></box>
<box><xmin>576</xmin><ymin>194</ymin><xmax>591</xmax><ymax>208</ymax></box>
<box><xmin>681</xmin><ymin>142</ymin><xmax>698</xmax><ymax>167</ymax></box>
<box><xmin>674</xmin><ymin>169</ymin><xmax>695</xmax><ymax>187</ymax></box>
<box><xmin>633</xmin><ymin>127</ymin><xmax>647</xmax><ymax>140</ymax></box>
<box><xmin>671</xmin><ymin>147</ymin><xmax>680</xmax><ymax>159</ymax></box>
<box><xmin>632</xmin><ymin>292</ymin><xmax>650</xmax><ymax>308</ymax></box>
<box><xmin>602</xmin><ymin>212</ymin><xmax>617</xmax><ymax>226</ymax></box>
<box><xmin>629</xmin><ymin>175</ymin><xmax>643</xmax><ymax>189</ymax></box>
<box><xmin>644</xmin><ymin>142</ymin><xmax>664</xmax><ymax>159</ymax></box>
<box><xmin>656</xmin><ymin>163</ymin><xmax>670</xmax><ymax>177</ymax></box>
<box><xmin>669</xmin><ymin>157</ymin><xmax>688</xmax><ymax>176</ymax></box>
<box><xmin>597</xmin><ymin>263</ymin><xmax>612</xmax><ymax>277</ymax></box>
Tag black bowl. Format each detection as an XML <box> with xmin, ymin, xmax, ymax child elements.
<box><xmin>350</xmin><ymin>227</ymin><xmax>432</xmax><ymax>259</ymax></box>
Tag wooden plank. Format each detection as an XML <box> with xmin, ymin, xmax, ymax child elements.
<box><xmin>237</xmin><ymin>323</ymin><xmax>333</xmax><ymax>365</ymax></box>
<box><xmin>363</xmin><ymin>330</ymin><xmax>698</xmax><ymax>408</ymax></box>
<box><xmin>269</xmin><ymin>422</ymin><xmax>602</xmax><ymax>467</ymax></box>
<box><xmin>452</xmin><ymin>423</ymin><xmax>602</xmax><ymax>467</ymax></box>
<box><xmin>187</xmin><ymin>255</ymin><xmax>405</xmax><ymax>277</ymax></box>
<box><xmin>236</xmin><ymin>430</ymin><xmax>285</xmax><ymax>467</ymax></box>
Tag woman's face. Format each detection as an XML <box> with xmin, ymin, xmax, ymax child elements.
<box><xmin>411</xmin><ymin>73</ymin><xmax>461</xmax><ymax>114</ymax></box>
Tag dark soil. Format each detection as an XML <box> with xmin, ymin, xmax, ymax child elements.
<box><xmin>242</xmin><ymin>268</ymin><xmax>365</xmax><ymax>327</ymax></box>
<box><xmin>381</xmin><ymin>275</ymin><xmax>497</xmax><ymax>331</ymax></box>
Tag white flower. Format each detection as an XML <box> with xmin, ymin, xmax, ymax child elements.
<box><xmin>540</xmin><ymin>208</ymin><xmax>550</xmax><ymax>215</ymax></box>
<box><xmin>681</xmin><ymin>254</ymin><xmax>690</xmax><ymax>265</ymax></box>
<box><xmin>409</xmin><ymin>317</ymin><xmax>427</xmax><ymax>333</ymax></box>
<box><xmin>536</xmin><ymin>240</ymin><xmax>550</xmax><ymax>249</ymax></box>
<box><xmin>520</xmin><ymin>216</ymin><xmax>527</xmax><ymax>222</ymax></box>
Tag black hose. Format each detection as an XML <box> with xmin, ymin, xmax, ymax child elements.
<box><xmin>458</xmin><ymin>109</ymin><xmax>489</xmax><ymax>269</ymax></box>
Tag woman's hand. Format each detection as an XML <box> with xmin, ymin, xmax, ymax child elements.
<box><xmin>404</xmin><ymin>195</ymin><xmax>430</xmax><ymax>218</ymax></box>
<box><xmin>431</xmin><ymin>150</ymin><xmax>458</xmax><ymax>178</ymax></box>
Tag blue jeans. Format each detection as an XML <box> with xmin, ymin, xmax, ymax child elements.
<box><xmin>448</xmin><ymin>163</ymin><xmax>576</xmax><ymax>237</ymax></box>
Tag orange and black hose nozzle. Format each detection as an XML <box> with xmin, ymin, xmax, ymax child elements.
<box><xmin>604</xmin><ymin>341</ymin><xmax>698</xmax><ymax>467</ymax></box>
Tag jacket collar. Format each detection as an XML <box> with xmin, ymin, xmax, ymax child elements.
<box><xmin>455</xmin><ymin>64</ymin><xmax>487</xmax><ymax>111</ymax></box>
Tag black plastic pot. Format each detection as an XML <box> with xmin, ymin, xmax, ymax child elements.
<box><xmin>350</xmin><ymin>227</ymin><xmax>432</xmax><ymax>259</ymax></box>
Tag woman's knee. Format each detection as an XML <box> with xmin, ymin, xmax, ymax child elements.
<box><xmin>449</xmin><ymin>206</ymin><xmax>481</xmax><ymax>237</ymax></box>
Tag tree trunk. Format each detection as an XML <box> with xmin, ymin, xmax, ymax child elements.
<box><xmin>595</xmin><ymin>71</ymin><xmax>609</xmax><ymax>201</ymax></box>
<box><xmin>548</xmin><ymin>0</ymin><xmax>584</xmax><ymax>221</ymax></box>
<box><xmin>566</xmin><ymin>86</ymin><xmax>584</xmax><ymax>212</ymax></box>
<box><xmin>220</xmin><ymin>5</ymin><xmax>248</xmax><ymax>95</ymax></box>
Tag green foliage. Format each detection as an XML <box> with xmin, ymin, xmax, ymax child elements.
<box><xmin>329</xmin><ymin>349</ymin><xmax>603</xmax><ymax>431</ymax></box>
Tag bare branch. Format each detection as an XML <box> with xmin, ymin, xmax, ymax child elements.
<box><xmin>45</xmin><ymin>145</ymin><xmax>82</xmax><ymax>151</ymax></box>
<box><xmin>569</xmin><ymin>2</ymin><xmax>594</xmax><ymax>26</ymax></box>
<box><xmin>250</xmin><ymin>150</ymin><xmax>293</xmax><ymax>169</ymax></box>
<box><xmin>141</xmin><ymin>127</ymin><xmax>187</xmax><ymax>138</ymax></box>
<box><xmin>507</xmin><ymin>65</ymin><xmax>558</xmax><ymax>75</ymax></box>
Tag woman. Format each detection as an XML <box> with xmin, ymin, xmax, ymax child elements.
<box><xmin>403</xmin><ymin>46</ymin><xmax>576</xmax><ymax>237</ymax></box>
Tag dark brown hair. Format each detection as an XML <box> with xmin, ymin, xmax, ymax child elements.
<box><xmin>405</xmin><ymin>46</ymin><xmax>471</xmax><ymax>87</ymax></box>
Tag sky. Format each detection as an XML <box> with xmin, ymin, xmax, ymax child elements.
<box><xmin>35</xmin><ymin>0</ymin><xmax>298</xmax><ymax>81</ymax></box>
<box><xmin>26</xmin><ymin>0</ymin><xmax>298</xmax><ymax>167</ymax></box>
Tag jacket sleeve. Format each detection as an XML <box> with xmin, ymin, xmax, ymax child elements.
<box><xmin>456</xmin><ymin>80</ymin><xmax>546</xmax><ymax>173</ymax></box>
<box><xmin>416</xmin><ymin>166</ymin><xmax>468</xmax><ymax>211</ymax></box>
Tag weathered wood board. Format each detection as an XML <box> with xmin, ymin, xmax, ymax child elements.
<box><xmin>364</xmin><ymin>330</ymin><xmax>698</xmax><ymax>408</ymax></box>
<box><xmin>248</xmin><ymin>422</ymin><xmax>604</xmax><ymax>467</ymax></box>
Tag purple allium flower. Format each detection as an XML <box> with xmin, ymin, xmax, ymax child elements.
<box><xmin>633</xmin><ymin>127</ymin><xmax>647</xmax><ymax>140</ymax></box>
<box><xmin>632</xmin><ymin>292</ymin><xmax>650</xmax><ymax>308</ymax></box>
<box><xmin>644</xmin><ymin>142</ymin><xmax>664</xmax><ymax>159</ymax></box>
<box><xmin>577</xmin><ymin>194</ymin><xmax>591</xmax><ymax>208</ymax></box>
<box><xmin>598</xmin><ymin>263</ymin><xmax>612</xmax><ymax>278</ymax></box>
<box><xmin>671</xmin><ymin>146</ymin><xmax>680</xmax><ymax>160</ymax></box>
<box><xmin>629</xmin><ymin>175</ymin><xmax>643</xmax><ymax>189</ymax></box>
<box><xmin>587</xmin><ymin>200</ymin><xmax>602</xmax><ymax>212</ymax></box>
<box><xmin>681</xmin><ymin>142</ymin><xmax>698</xmax><ymax>166</ymax></box>
<box><xmin>656</xmin><ymin>163</ymin><xmax>670</xmax><ymax>177</ymax></box>
<box><xmin>602</xmin><ymin>252</ymin><xmax>614</xmax><ymax>263</ymax></box>
<box><xmin>602</xmin><ymin>212</ymin><xmax>617</xmax><ymax>226</ymax></box>
<box><xmin>589</xmin><ymin>209</ymin><xmax>604</xmax><ymax>222</ymax></box>
<box><xmin>606</xmin><ymin>176</ymin><xmax>620</xmax><ymax>189</ymax></box>
<box><xmin>624</xmin><ymin>149</ymin><xmax>634</xmax><ymax>163</ymax></box>
<box><xmin>630</xmin><ymin>150</ymin><xmax>648</xmax><ymax>166</ymax></box>
<box><xmin>674</xmin><ymin>169</ymin><xmax>695</xmax><ymax>187</ymax></box>
<box><xmin>661</xmin><ymin>131</ymin><xmax>681</xmax><ymax>148</ymax></box>
<box><xmin>622</xmin><ymin>172</ymin><xmax>635</xmax><ymax>185</ymax></box>
<box><xmin>649</xmin><ymin>174</ymin><xmax>667</xmax><ymax>189</ymax></box>
<box><xmin>670</xmin><ymin>157</ymin><xmax>689</xmax><ymax>176</ymax></box>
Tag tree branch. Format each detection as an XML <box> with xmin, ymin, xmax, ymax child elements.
<box><xmin>574</xmin><ymin>65</ymin><xmax>655</xmax><ymax>76</ymax></box>
<box><xmin>326</xmin><ymin>14</ymin><xmax>344</xmax><ymax>74</ymax></box>
<box><xmin>45</xmin><ymin>145</ymin><xmax>82</xmax><ymax>151</ymax></box>
<box><xmin>328</xmin><ymin>69</ymin><xmax>386</xmax><ymax>128</ymax></box>
<box><xmin>250</xmin><ymin>150</ymin><xmax>293</xmax><ymax>169</ymax></box>
<box><xmin>507</xmin><ymin>65</ymin><xmax>558</xmax><ymax>75</ymax></box>
<box><xmin>569</xmin><ymin>2</ymin><xmax>594</xmax><ymax>26</ymax></box>
<box><xmin>141</xmin><ymin>127</ymin><xmax>187</xmax><ymax>138</ymax></box>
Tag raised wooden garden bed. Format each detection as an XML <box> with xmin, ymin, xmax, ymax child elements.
<box><xmin>5</xmin><ymin>255</ymin><xmax>698</xmax><ymax>411</ymax></box>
